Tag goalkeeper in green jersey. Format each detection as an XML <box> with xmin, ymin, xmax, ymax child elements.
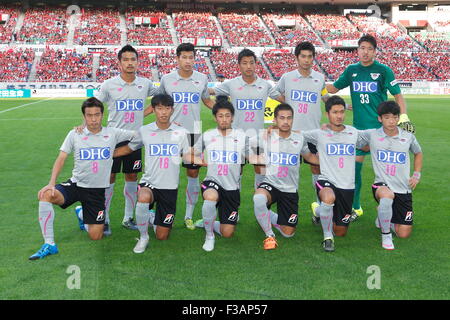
<box><xmin>326</xmin><ymin>34</ymin><xmax>415</xmax><ymax>221</ymax></box>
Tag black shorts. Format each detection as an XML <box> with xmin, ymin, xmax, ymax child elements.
<box><xmin>201</xmin><ymin>180</ymin><xmax>240</xmax><ymax>225</ymax></box>
<box><xmin>301</xmin><ymin>142</ymin><xmax>318</xmax><ymax>165</ymax></box>
<box><xmin>139</xmin><ymin>183</ymin><xmax>178</xmax><ymax>228</ymax></box>
<box><xmin>316</xmin><ymin>180</ymin><xmax>354</xmax><ymax>227</ymax></box>
<box><xmin>182</xmin><ymin>133</ymin><xmax>201</xmax><ymax>170</ymax></box>
<box><xmin>112</xmin><ymin>141</ymin><xmax>142</xmax><ymax>174</ymax></box>
<box><xmin>55</xmin><ymin>179</ymin><xmax>106</xmax><ymax>225</ymax></box>
<box><xmin>258</xmin><ymin>183</ymin><xmax>299</xmax><ymax>227</ymax></box>
<box><xmin>372</xmin><ymin>182</ymin><xmax>414</xmax><ymax>225</ymax></box>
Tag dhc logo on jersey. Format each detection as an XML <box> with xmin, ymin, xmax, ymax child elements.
<box><xmin>269</xmin><ymin>152</ymin><xmax>298</xmax><ymax>166</ymax></box>
<box><xmin>290</xmin><ymin>90</ymin><xmax>318</xmax><ymax>103</ymax></box>
<box><xmin>115</xmin><ymin>99</ymin><xmax>144</xmax><ymax>111</ymax></box>
<box><xmin>210</xmin><ymin>150</ymin><xmax>239</xmax><ymax>163</ymax></box>
<box><xmin>79</xmin><ymin>147</ymin><xmax>111</xmax><ymax>160</ymax></box>
<box><xmin>352</xmin><ymin>81</ymin><xmax>378</xmax><ymax>93</ymax></box>
<box><xmin>172</xmin><ymin>92</ymin><xmax>200</xmax><ymax>104</ymax></box>
<box><xmin>236</xmin><ymin>99</ymin><xmax>263</xmax><ymax>110</ymax></box>
<box><xmin>377</xmin><ymin>150</ymin><xmax>406</xmax><ymax>164</ymax></box>
<box><xmin>149</xmin><ymin>144</ymin><xmax>179</xmax><ymax>156</ymax></box>
<box><xmin>326</xmin><ymin>144</ymin><xmax>355</xmax><ymax>156</ymax></box>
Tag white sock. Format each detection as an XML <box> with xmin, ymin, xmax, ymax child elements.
<box><xmin>213</xmin><ymin>221</ymin><xmax>222</xmax><ymax>236</ymax></box>
<box><xmin>185</xmin><ymin>177</ymin><xmax>200</xmax><ymax>220</ymax></box>
<box><xmin>136</xmin><ymin>202</ymin><xmax>150</xmax><ymax>241</ymax></box>
<box><xmin>312</xmin><ymin>174</ymin><xmax>320</xmax><ymax>203</ymax></box>
<box><xmin>39</xmin><ymin>201</ymin><xmax>55</xmax><ymax>245</ymax></box>
<box><xmin>104</xmin><ymin>183</ymin><xmax>115</xmax><ymax>224</ymax></box>
<box><xmin>123</xmin><ymin>181</ymin><xmax>138</xmax><ymax>222</ymax></box>
<box><xmin>253</xmin><ymin>194</ymin><xmax>275</xmax><ymax>238</ymax></box>
<box><xmin>319</xmin><ymin>202</ymin><xmax>334</xmax><ymax>239</ymax></box>
<box><xmin>202</xmin><ymin>200</ymin><xmax>217</xmax><ymax>240</ymax></box>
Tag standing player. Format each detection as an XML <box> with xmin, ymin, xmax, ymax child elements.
<box><xmin>211</xmin><ymin>49</ymin><xmax>282</xmax><ymax>189</ymax></box>
<box><xmin>305</xmin><ymin>96</ymin><xmax>367</xmax><ymax>252</ymax></box>
<box><xmin>250</xmin><ymin>104</ymin><xmax>318</xmax><ymax>250</ymax></box>
<box><xmin>29</xmin><ymin>98</ymin><xmax>138</xmax><ymax>260</ymax></box>
<box><xmin>275</xmin><ymin>41</ymin><xmax>329</xmax><ymax>202</ymax></box>
<box><xmin>326</xmin><ymin>34</ymin><xmax>415</xmax><ymax>221</ymax></box>
<box><xmin>358</xmin><ymin>101</ymin><xmax>422</xmax><ymax>249</ymax></box>
<box><xmin>194</xmin><ymin>100</ymin><xmax>247</xmax><ymax>252</ymax></box>
<box><xmin>95</xmin><ymin>44</ymin><xmax>157</xmax><ymax>233</ymax></box>
<box><xmin>114</xmin><ymin>94</ymin><xmax>191</xmax><ymax>253</ymax></box>
<box><xmin>157</xmin><ymin>43</ymin><xmax>215</xmax><ymax>230</ymax></box>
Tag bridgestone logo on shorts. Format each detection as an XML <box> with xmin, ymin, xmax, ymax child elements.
<box><xmin>288</xmin><ymin>214</ymin><xmax>298</xmax><ymax>224</ymax></box>
<box><xmin>163</xmin><ymin>214</ymin><xmax>174</xmax><ymax>224</ymax></box>
<box><xmin>133</xmin><ymin>160</ymin><xmax>142</xmax><ymax>170</ymax></box>
<box><xmin>96</xmin><ymin>211</ymin><xmax>105</xmax><ymax>221</ymax></box>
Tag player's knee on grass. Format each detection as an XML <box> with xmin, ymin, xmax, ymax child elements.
<box><xmin>396</xmin><ymin>225</ymin><xmax>412</xmax><ymax>238</ymax></box>
<box><xmin>155</xmin><ymin>226</ymin><xmax>170</xmax><ymax>240</ymax></box>
<box><xmin>280</xmin><ymin>225</ymin><xmax>296</xmax><ymax>238</ymax></box>
<box><xmin>221</xmin><ymin>224</ymin><xmax>235</xmax><ymax>238</ymax></box>
<box><xmin>87</xmin><ymin>224</ymin><xmax>104</xmax><ymax>240</ymax></box>
<box><xmin>124</xmin><ymin>173</ymin><xmax>138</xmax><ymax>182</ymax></box>
<box><xmin>187</xmin><ymin>168</ymin><xmax>199</xmax><ymax>178</ymax></box>
<box><xmin>334</xmin><ymin>225</ymin><xmax>348</xmax><ymax>237</ymax></box>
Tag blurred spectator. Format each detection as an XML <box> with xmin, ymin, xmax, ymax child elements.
<box><xmin>0</xmin><ymin>48</ymin><xmax>35</xmax><ymax>81</ymax></box>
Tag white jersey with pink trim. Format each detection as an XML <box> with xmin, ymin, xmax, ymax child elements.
<box><xmin>302</xmin><ymin>126</ymin><xmax>366</xmax><ymax>190</ymax></box>
<box><xmin>250</xmin><ymin>131</ymin><xmax>310</xmax><ymax>193</ymax></box>
<box><xmin>95</xmin><ymin>75</ymin><xmax>157</xmax><ymax>131</ymax></box>
<box><xmin>60</xmin><ymin>127</ymin><xmax>137</xmax><ymax>188</ymax></box>
<box><xmin>201</xmin><ymin>128</ymin><xmax>247</xmax><ymax>191</ymax></box>
<box><xmin>129</xmin><ymin>122</ymin><xmax>190</xmax><ymax>190</ymax></box>
<box><xmin>158</xmin><ymin>70</ymin><xmax>210</xmax><ymax>134</ymax></box>
<box><xmin>359</xmin><ymin>127</ymin><xmax>422</xmax><ymax>194</ymax></box>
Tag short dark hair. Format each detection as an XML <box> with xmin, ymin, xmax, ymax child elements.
<box><xmin>238</xmin><ymin>48</ymin><xmax>257</xmax><ymax>64</ymax></box>
<box><xmin>176</xmin><ymin>43</ymin><xmax>195</xmax><ymax>57</ymax></box>
<box><xmin>358</xmin><ymin>34</ymin><xmax>377</xmax><ymax>50</ymax></box>
<box><xmin>294</xmin><ymin>41</ymin><xmax>315</xmax><ymax>57</ymax></box>
<box><xmin>212</xmin><ymin>99</ymin><xmax>234</xmax><ymax>116</ymax></box>
<box><xmin>377</xmin><ymin>101</ymin><xmax>400</xmax><ymax>116</ymax></box>
<box><xmin>151</xmin><ymin>94</ymin><xmax>174</xmax><ymax>108</ymax></box>
<box><xmin>82</xmin><ymin>97</ymin><xmax>104</xmax><ymax>114</ymax></box>
<box><xmin>274</xmin><ymin>103</ymin><xmax>294</xmax><ymax>118</ymax></box>
<box><xmin>325</xmin><ymin>95</ymin><xmax>346</xmax><ymax>112</ymax></box>
<box><xmin>118</xmin><ymin>44</ymin><xmax>138</xmax><ymax>61</ymax></box>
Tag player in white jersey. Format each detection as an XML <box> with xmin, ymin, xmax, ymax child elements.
<box><xmin>250</xmin><ymin>104</ymin><xmax>318</xmax><ymax>250</ymax></box>
<box><xmin>304</xmin><ymin>96</ymin><xmax>367</xmax><ymax>252</ymax></box>
<box><xmin>210</xmin><ymin>49</ymin><xmax>282</xmax><ymax>190</ymax></box>
<box><xmin>157</xmin><ymin>43</ymin><xmax>215</xmax><ymax>231</ymax></box>
<box><xmin>94</xmin><ymin>45</ymin><xmax>157</xmax><ymax>233</ymax></box>
<box><xmin>193</xmin><ymin>100</ymin><xmax>247</xmax><ymax>252</ymax></box>
<box><xmin>29</xmin><ymin>98</ymin><xmax>138</xmax><ymax>260</ymax></box>
<box><xmin>358</xmin><ymin>101</ymin><xmax>422</xmax><ymax>250</ymax></box>
<box><xmin>114</xmin><ymin>94</ymin><xmax>192</xmax><ymax>254</ymax></box>
<box><xmin>274</xmin><ymin>42</ymin><xmax>329</xmax><ymax>203</ymax></box>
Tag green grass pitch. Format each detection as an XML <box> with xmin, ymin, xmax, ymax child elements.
<box><xmin>0</xmin><ymin>95</ymin><xmax>449</xmax><ymax>300</ymax></box>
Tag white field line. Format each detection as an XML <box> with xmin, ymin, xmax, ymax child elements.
<box><xmin>0</xmin><ymin>97</ymin><xmax>55</xmax><ymax>114</ymax></box>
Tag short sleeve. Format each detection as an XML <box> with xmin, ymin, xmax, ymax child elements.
<box><xmin>384</xmin><ymin>66</ymin><xmax>401</xmax><ymax>96</ymax></box>
<box><xmin>409</xmin><ymin>135</ymin><xmax>422</xmax><ymax>154</ymax></box>
<box><xmin>301</xmin><ymin>129</ymin><xmax>319</xmax><ymax>145</ymax></box>
<box><xmin>60</xmin><ymin>130</ymin><xmax>75</xmax><ymax>154</ymax></box>
<box><xmin>333</xmin><ymin>66</ymin><xmax>350</xmax><ymax>90</ymax></box>
<box><xmin>95</xmin><ymin>82</ymin><xmax>109</xmax><ymax>102</ymax></box>
<box><xmin>274</xmin><ymin>74</ymin><xmax>286</xmax><ymax>95</ymax></box>
<box><xmin>214</xmin><ymin>80</ymin><xmax>231</xmax><ymax>97</ymax></box>
<box><xmin>128</xmin><ymin>129</ymin><xmax>144</xmax><ymax>151</ymax></box>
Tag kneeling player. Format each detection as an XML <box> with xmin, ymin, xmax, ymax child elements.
<box><xmin>304</xmin><ymin>96</ymin><xmax>366</xmax><ymax>252</ymax></box>
<box><xmin>359</xmin><ymin>101</ymin><xmax>422</xmax><ymax>249</ymax></box>
<box><xmin>29</xmin><ymin>98</ymin><xmax>138</xmax><ymax>260</ymax></box>
<box><xmin>250</xmin><ymin>103</ymin><xmax>318</xmax><ymax>250</ymax></box>
<box><xmin>114</xmin><ymin>94</ymin><xmax>191</xmax><ymax>253</ymax></box>
<box><xmin>194</xmin><ymin>100</ymin><xmax>247</xmax><ymax>251</ymax></box>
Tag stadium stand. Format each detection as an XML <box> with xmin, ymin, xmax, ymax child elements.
<box><xmin>306</xmin><ymin>14</ymin><xmax>361</xmax><ymax>42</ymax></box>
<box><xmin>173</xmin><ymin>11</ymin><xmax>220</xmax><ymax>41</ymax></box>
<box><xmin>156</xmin><ymin>49</ymin><xmax>211</xmax><ymax>80</ymax></box>
<box><xmin>261</xmin><ymin>13</ymin><xmax>323</xmax><ymax>47</ymax></box>
<box><xmin>218</xmin><ymin>11</ymin><xmax>273</xmax><ymax>47</ymax></box>
<box><xmin>35</xmin><ymin>49</ymin><xmax>93</xmax><ymax>82</ymax></box>
<box><xmin>73</xmin><ymin>8</ymin><xmax>121</xmax><ymax>45</ymax></box>
<box><xmin>126</xmin><ymin>10</ymin><xmax>172</xmax><ymax>46</ymax></box>
<box><xmin>0</xmin><ymin>48</ymin><xmax>35</xmax><ymax>81</ymax></box>
<box><xmin>18</xmin><ymin>7</ymin><xmax>68</xmax><ymax>44</ymax></box>
<box><xmin>262</xmin><ymin>50</ymin><xmax>323</xmax><ymax>80</ymax></box>
<box><xmin>0</xmin><ymin>5</ymin><xmax>19</xmax><ymax>43</ymax></box>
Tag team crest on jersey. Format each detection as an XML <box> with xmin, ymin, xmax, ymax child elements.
<box><xmin>118</xmin><ymin>87</ymin><xmax>123</xmax><ymax>92</ymax></box>
<box><xmin>370</xmin><ymin>73</ymin><xmax>380</xmax><ymax>80</ymax></box>
<box><xmin>228</xmin><ymin>211</ymin><xmax>238</xmax><ymax>222</ymax></box>
<box><xmin>288</xmin><ymin>214</ymin><xmax>298</xmax><ymax>224</ymax></box>
<box><xmin>342</xmin><ymin>214</ymin><xmax>351</xmax><ymax>223</ymax></box>
<box><xmin>163</xmin><ymin>214</ymin><xmax>174</xmax><ymax>224</ymax></box>
<box><xmin>405</xmin><ymin>211</ymin><xmax>413</xmax><ymax>222</ymax></box>
<box><xmin>103</xmin><ymin>135</ymin><xmax>109</xmax><ymax>141</ymax></box>
<box><xmin>96</xmin><ymin>211</ymin><xmax>105</xmax><ymax>222</ymax></box>
<box><xmin>137</xmin><ymin>85</ymin><xmax>143</xmax><ymax>91</ymax></box>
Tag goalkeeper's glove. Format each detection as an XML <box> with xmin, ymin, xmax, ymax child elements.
<box><xmin>398</xmin><ymin>114</ymin><xmax>416</xmax><ymax>134</ymax></box>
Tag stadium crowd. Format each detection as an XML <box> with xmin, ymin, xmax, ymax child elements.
<box><xmin>35</xmin><ymin>49</ymin><xmax>93</xmax><ymax>82</ymax></box>
<box><xmin>126</xmin><ymin>10</ymin><xmax>172</xmax><ymax>46</ymax></box>
<box><xmin>0</xmin><ymin>48</ymin><xmax>34</xmax><ymax>81</ymax></box>
<box><xmin>18</xmin><ymin>8</ymin><xmax>68</xmax><ymax>44</ymax></box>
<box><xmin>73</xmin><ymin>8</ymin><xmax>121</xmax><ymax>45</ymax></box>
<box><xmin>173</xmin><ymin>11</ymin><xmax>220</xmax><ymax>40</ymax></box>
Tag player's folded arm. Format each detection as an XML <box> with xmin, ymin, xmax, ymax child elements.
<box><xmin>302</xmin><ymin>152</ymin><xmax>319</xmax><ymax>166</ymax></box>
